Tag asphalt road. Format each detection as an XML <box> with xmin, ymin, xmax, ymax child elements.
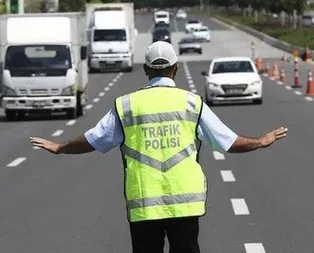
<box><xmin>1</xmin><ymin>11</ymin><xmax>314</xmax><ymax>253</ymax></box>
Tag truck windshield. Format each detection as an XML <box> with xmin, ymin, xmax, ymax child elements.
<box><xmin>94</xmin><ymin>29</ymin><xmax>127</xmax><ymax>42</ymax></box>
<box><xmin>5</xmin><ymin>45</ymin><xmax>72</xmax><ymax>76</ymax></box>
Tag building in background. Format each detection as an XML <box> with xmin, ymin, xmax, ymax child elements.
<box><xmin>45</xmin><ymin>0</ymin><xmax>58</xmax><ymax>12</ymax></box>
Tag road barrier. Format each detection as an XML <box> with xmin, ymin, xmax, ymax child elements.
<box><xmin>272</xmin><ymin>62</ymin><xmax>280</xmax><ymax>80</ymax></box>
<box><xmin>306</xmin><ymin>70</ymin><xmax>314</xmax><ymax>96</ymax></box>
<box><xmin>292</xmin><ymin>57</ymin><xmax>302</xmax><ymax>88</ymax></box>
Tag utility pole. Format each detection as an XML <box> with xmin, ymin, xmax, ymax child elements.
<box><xmin>18</xmin><ymin>0</ymin><xmax>23</xmax><ymax>14</ymax></box>
<box><xmin>200</xmin><ymin>0</ymin><xmax>204</xmax><ymax>11</ymax></box>
<box><xmin>6</xmin><ymin>0</ymin><xmax>10</xmax><ymax>13</ymax></box>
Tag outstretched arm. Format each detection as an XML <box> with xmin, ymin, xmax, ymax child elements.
<box><xmin>228</xmin><ymin>127</ymin><xmax>288</xmax><ymax>153</ymax></box>
<box><xmin>30</xmin><ymin>135</ymin><xmax>95</xmax><ymax>154</ymax></box>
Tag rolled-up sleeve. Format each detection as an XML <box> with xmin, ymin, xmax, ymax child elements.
<box><xmin>84</xmin><ymin>108</ymin><xmax>123</xmax><ymax>153</ymax></box>
<box><xmin>197</xmin><ymin>103</ymin><xmax>238</xmax><ymax>152</ymax></box>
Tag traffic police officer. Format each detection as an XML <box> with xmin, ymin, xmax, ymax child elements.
<box><xmin>30</xmin><ymin>41</ymin><xmax>288</xmax><ymax>253</ymax></box>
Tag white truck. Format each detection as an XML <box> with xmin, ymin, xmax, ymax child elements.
<box><xmin>86</xmin><ymin>3</ymin><xmax>136</xmax><ymax>72</ymax></box>
<box><xmin>0</xmin><ymin>13</ymin><xmax>88</xmax><ymax>121</ymax></box>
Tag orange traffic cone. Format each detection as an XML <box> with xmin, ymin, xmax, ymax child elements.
<box><xmin>279</xmin><ymin>68</ymin><xmax>286</xmax><ymax>83</ymax></box>
<box><xmin>281</xmin><ymin>55</ymin><xmax>289</xmax><ymax>63</ymax></box>
<box><xmin>255</xmin><ymin>57</ymin><xmax>263</xmax><ymax>73</ymax></box>
<box><xmin>265</xmin><ymin>62</ymin><xmax>271</xmax><ymax>76</ymax></box>
<box><xmin>305</xmin><ymin>47</ymin><xmax>312</xmax><ymax>62</ymax></box>
<box><xmin>272</xmin><ymin>62</ymin><xmax>280</xmax><ymax>80</ymax></box>
<box><xmin>306</xmin><ymin>70</ymin><xmax>314</xmax><ymax>95</ymax></box>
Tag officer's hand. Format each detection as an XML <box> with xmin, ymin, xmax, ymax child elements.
<box><xmin>260</xmin><ymin>127</ymin><xmax>288</xmax><ymax>148</ymax></box>
<box><xmin>29</xmin><ymin>137</ymin><xmax>61</xmax><ymax>154</ymax></box>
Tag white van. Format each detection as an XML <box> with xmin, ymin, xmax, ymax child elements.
<box><xmin>154</xmin><ymin>10</ymin><xmax>170</xmax><ymax>26</ymax></box>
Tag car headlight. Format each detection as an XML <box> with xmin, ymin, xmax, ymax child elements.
<box><xmin>2</xmin><ymin>86</ymin><xmax>17</xmax><ymax>96</ymax></box>
<box><xmin>208</xmin><ymin>83</ymin><xmax>219</xmax><ymax>88</ymax></box>
<box><xmin>251</xmin><ymin>80</ymin><xmax>262</xmax><ymax>86</ymax></box>
<box><xmin>61</xmin><ymin>85</ymin><xmax>76</xmax><ymax>96</ymax></box>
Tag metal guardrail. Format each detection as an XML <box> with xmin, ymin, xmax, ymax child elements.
<box><xmin>215</xmin><ymin>14</ymin><xmax>312</xmax><ymax>57</ymax></box>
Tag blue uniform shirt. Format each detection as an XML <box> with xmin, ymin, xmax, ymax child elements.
<box><xmin>85</xmin><ymin>77</ymin><xmax>238</xmax><ymax>153</ymax></box>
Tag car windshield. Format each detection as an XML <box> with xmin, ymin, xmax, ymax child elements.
<box><xmin>180</xmin><ymin>38</ymin><xmax>197</xmax><ymax>43</ymax></box>
<box><xmin>188</xmin><ymin>20</ymin><xmax>200</xmax><ymax>24</ymax></box>
<box><xmin>5</xmin><ymin>45</ymin><xmax>71</xmax><ymax>71</ymax></box>
<box><xmin>153</xmin><ymin>29</ymin><xmax>169</xmax><ymax>36</ymax></box>
<box><xmin>157</xmin><ymin>14</ymin><xmax>167</xmax><ymax>18</ymax></box>
<box><xmin>94</xmin><ymin>29</ymin><xmax>126</xmax><ymax>42</ymax></box>
<box><xmin>212</xmin><ymin>61</ymin><xmax>254</xmax><ymax>74</ymax></box>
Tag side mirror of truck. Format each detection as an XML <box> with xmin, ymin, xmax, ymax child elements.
<box><xmin>80</xmin><ymin>46</ymin><xmax>87</xmax><ymax>60</ymax></box>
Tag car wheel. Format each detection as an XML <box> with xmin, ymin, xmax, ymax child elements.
<box><xmin>5</xmin><ymin>110</ymin><xmax>17</xmax><ymax>121</ymax></box>
<box><xmin>179</xmin><ymin>51</ymin><xmax>183</xmax><ymax>55</ymax></box>
<box><xmin>67</xmin><ymin>108</ymin><xmax>77</xmax><ymax>119</ymax></box>
<box><xmin>198</xmin><ymin>50</ymin><xmax>202</xmax><ymax>54</ymax></box>
<box><xmin>253</xmin><ymin>98</ymin><xmax>263</xmax><ymax>105</ymax></box>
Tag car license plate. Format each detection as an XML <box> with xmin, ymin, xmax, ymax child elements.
<box><xmin>33</xmin><ymin>100</ymin><xmax>46</xmax><ymax>107</ymax></box>
<box><xmin>226</xmin><ymin>89</ymin><xmax>243</xmax><ymax>95</ymax></box>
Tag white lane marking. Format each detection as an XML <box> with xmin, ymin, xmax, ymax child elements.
<box><xmin>7</xmin><ymin>157</ymin><xmax>26</xmax><ymax>167</ymax></box>
<box><xmin>277</xmin><ymin>81</ymin><xmax>283</xmax><ymax>85</ymax></box>
<box><xmin>231</xmin><ymin>198</ymin><xmax>250</xmax><ymax>215</ymax></box>
<box><xmin>119</xmin><ymin>72</ymin><xmax>123</xmax><ymax>76</ymax></box>
<box><xmin>52</xmin><ymin>130</ymin><xmax>64</xmax><ymax>137</ymax></box>
<box><xmin>85</xmin><ymin>104</ymin><xmax>93</xmax><ymax>110</ymax></box>
<box><xmin>108</xmin><ymin>82</ymin><xmax>114</xmax><ymax>87</ymax></box>
<box><xmin>244</xmin><ymin>243</ymin><xmax>266</xmax><ymax>253</ymax></box>
<box><xmin>305</xmin><ymin>96</ymin><xmax>313</xmax><ymax>101</ymax></box>
<box><xmin>113</xmin><ymin>78</ymin><xmax>118</xmax><ymax>82</ymax></box>
<box><xmin>294</xmin><ymin>90</ymin><xmax>302</xmax><ymax>96</ymax></box>
<box><xmin>191</xmin><ymin>89</ymin><xmax>197</xmax><ymax>93</ymax></box>
<box><xmin>220</xmin><ymin>170</ymin><xmax>236</xmax><ymax>182</ymax></box>
<box><xmin>66</xmin><ymin>120</ymin><xmax>76</xmax><ymax>126</ymax></box>
<box><xmin>104</xmin><ymin>87</ymin><xmax>110</xmax><ymax>91</ymax></box>
<box><xmin>93</xmin><ymin>98</ymin><xmax>100</xmax><ymax>103</ymax></box>
<box><xmin>33</xmin><ymin>146</ymin><xmax>41</xmax><ymax>150</ymax></box>
<box><xmin>212</xmin><ymin>150</ymin><xmax>225</xmax><ymax>160</ymax></box>
<box><xmin>189</xmin><ymin>84</ymin><xmax>195</xmax><ymax>88</ymax></box>
<box><xmin>285</xmin><ymin>86</ymin><xmax>292</xmax><ymax>90</ymax></box>
<box><xmin>99</xmin><ymin>92</ymin><xmax>105</xmax><ymax>97</ymax></box>
<box><xmin>262</xmin><ymin>73</ymin><xmax>267</xmax><ymax>77</ymax></box>
<box><xmin>188</xmin><ymin>79</ymin><xmax>194</xmax><ymax>84</ymax></box>
<box><xmin>186</xmin><ymin>76</ymin><xmax>192</xmax><ymax>80</ymax></box>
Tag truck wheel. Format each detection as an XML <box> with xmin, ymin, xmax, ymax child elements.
<box><xmin>66</xmin><ymin>108</ymin><xmax>77</xmax><ymax>119</ymax></box>
<box><xmin>5</xmin><ymin>110</ymin><xmax>17</xmax><ymax>121</ymax></box>
<box><xmin>76</xmin><ymin>94</ymin><xmax>83</xmax><ymax>117</ymax></box>
<box><xmin>125</xmin><ymin>66</ymin><xmax>133</xmax><ymax>72</ymax></box>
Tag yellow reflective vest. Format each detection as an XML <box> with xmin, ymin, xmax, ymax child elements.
<box><xmin>115</xmin><ymin>86</ymin><xmax>207</xmax><ymax>222</ymax></box>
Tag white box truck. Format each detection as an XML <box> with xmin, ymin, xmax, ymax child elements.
<box><xmin>86</xmin><ymin>3</ymin><xmax>136</xmax><ymax>72</ymax></box>
<box><xmin>0</xmin><ymin>13</ymin><xmax>88</xmax><ymax>120</ymax></box>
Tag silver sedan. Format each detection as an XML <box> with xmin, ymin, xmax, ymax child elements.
<box><xmin>178</xmin><ymin>37</ymin><xmax>202</xmax><ymax>55</ymax></box>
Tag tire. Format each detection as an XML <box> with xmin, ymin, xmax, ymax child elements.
<box><xmin>66</xmin><ymin>108</ymin><xmax>77</xmax><ymax>119</ymax></box>
<box><xmin>253</xmin><ymin>98</ymin><xmax>263</xmax><ymax>105</ymax></box>
<box><xmin>5</xmin><ymin>110</ymin><xmax>17</xmax><ymax>121</ymax></box>
<box><xmin>125</xmin><ymin>66</ymin><xmax>133</xmax><ymax>72</ymax></box>
<box><xmin>204</xmin><ymin>90</ymin><xmax>214</xmax><ymax>106</ymax></box>
<box><xmin>76</xmin><ymin>94</ymin><xmax>83</xmax><ymax>117</ymax></box>
<box><xmin>198</xmin><ymin>50</ymin><xmax>202</xmax><ymax>55</ymax></box>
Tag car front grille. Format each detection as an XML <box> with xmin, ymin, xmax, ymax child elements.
<box><xmin>221</xmin><ymin>84</ymin><xmax>248</xmax><ymax>92</ymax></box>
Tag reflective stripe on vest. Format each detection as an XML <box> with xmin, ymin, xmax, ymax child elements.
<box><xmin>121</xmin><ymin>93</ymin><xmax>199</xmax><ymax>127</ymax></box>
<box><xmin>121</xmin><ymin>143</ymin><xmax>196</xmax><ymax>172</ymax></box>
<box><xmin>128</xmin><ymin>192</ymin><xmax>206</xmax><ymax>209</ymax></box>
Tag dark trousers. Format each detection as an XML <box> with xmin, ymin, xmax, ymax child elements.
<box><xmin>129</xmin><ymin>216</ymin><xmax>201</xmax><ymax>253</ymax></box>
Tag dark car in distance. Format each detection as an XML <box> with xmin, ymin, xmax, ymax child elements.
<box><xmin>152</xmin><ymin>27</ymin><xmax>171</xmax><ymax>44</ymax></box>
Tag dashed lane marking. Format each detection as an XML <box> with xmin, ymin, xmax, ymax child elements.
<box><xmin>104</xmin><ymin>87</ymin><xmax>110</xmax><ymax>91</ymax></box>
<box><xmin>7</xmin><ymin>157</ymin><xmax>26</xmax><ymax>167</ymax></box>
<box><xmin>277</xmin><ymin>81</ymin><xmax>283</xmax><ymax>85</ymax></box>
<box><xmin>85</xmin><ymin>104</ymin><xmax>93</xmax><ymax>110</ymax></box>
<box><xmin>220</xmin><ymin>170</ymin><xmax>236</xmax><ymax>182</ymax></box>
<box><xmin>285</xmin><ymin>86</ymin><xmax>292</xmax><ymax>90</ymax></box>
<box><xmin>188</xmin><ymin>79</ymin><xmax>194</xmax><ymax>84</ymax></box>
<box><xmin>113</xmin><ymin>78</ymin><xmax>118</xmax><ymax>82</ymax></box>
<box><xmin>99</xmin><ymin>92</ymin><xmax>105</xmax><ymax>97</ymax></box>
<box><xmin>108</xmin><ymin>82</ymin><xmax>114</xmax><ymax>87</ymax></box>
<box><xmin>52</xmin><ymin>130</ymin><xmax>64</xmax><ymax>137</ymax></box>
<box><xmin>244</xmin><ymin>243</ymin><xmax>266</xmax><ymax>253</ymax></box>
<box><xmin>305</xmin><ymin>96</ymin><xmax>313</xmax><ymax>101</ymax></box>
<box><xmin>66</xmin><ymin>120</ymin><xmax>76</xmax><ymax>126</ymax></box>
<box><xmin>93</xmin><ymin>98</ymin><xmax>100</xmax><ymax>103</ymax></box>
<box><xmin>212</xmin><ymin>151</ymin><xmax>225</xmax><ymax>160</ymax></box>
<box><xmin>189</xmin><ymin>84</ymin><xmax>195</xmax><ymax>88</ymax></box>
<box><xmin>231</xmin><ymin>198</ymin><xmax>250</xmax><ymax>215</ymax></box>
<box><xmin>191</xmin><ymin>89</ymin><xmax>197</xmax><ymax>94</ymax></box>
<box><xmin>294</xmin><ymin>90</ymin><xmax>302</xmax><ymax>96</ymax></box>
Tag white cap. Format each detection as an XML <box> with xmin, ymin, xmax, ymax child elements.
<box><xmin>145</xmin><ymin>41</ymin><xmax>178</xmax><ymax>69</ymax></box>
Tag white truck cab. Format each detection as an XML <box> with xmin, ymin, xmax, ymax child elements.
<box><xmin>154</xmin><ymin>10</ymin><xmax>170</xmax><ymax>26</ymax></box>
<box><xmin>0</xmin><ymin>13</ymin><xmax>88</xmax><ymax>120</ymax></box>
<box><xmin>86</xmin><ymin>4</ymin><xmax>136</xmax><ymax>72</ymax></box>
